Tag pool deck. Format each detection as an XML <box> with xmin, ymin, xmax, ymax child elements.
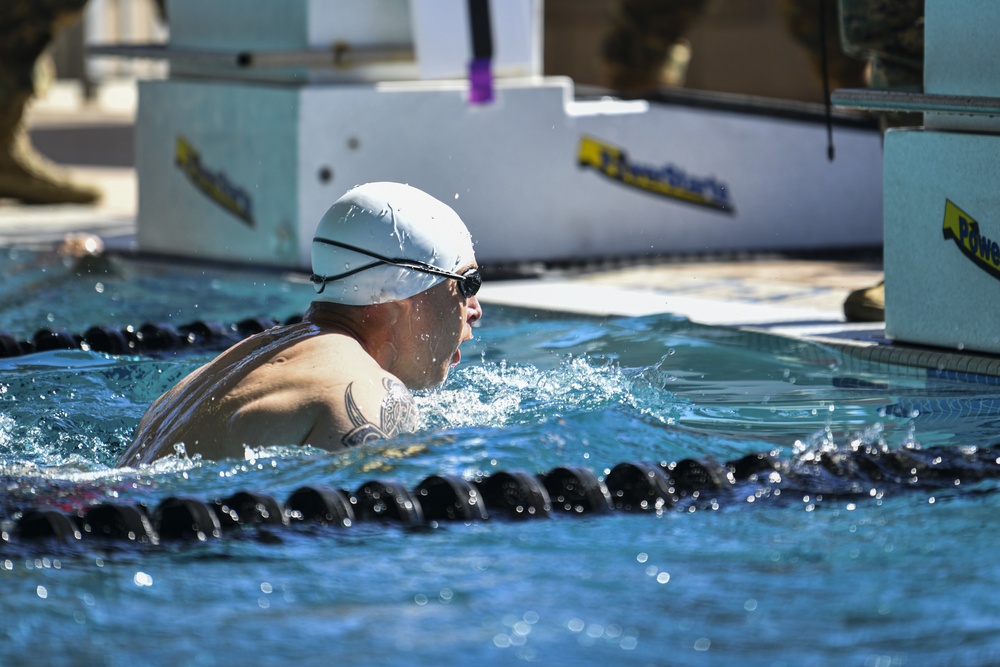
<box><xmin>5</xmin><ymin>83</ymin><xmax>1000</xmax><ymax>378</ymax></box>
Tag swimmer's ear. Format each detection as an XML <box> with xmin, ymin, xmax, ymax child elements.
<box><xmin>383</xmin><ymin>298</ymin><xmax>412</xmax><ymax>325</ymax></box>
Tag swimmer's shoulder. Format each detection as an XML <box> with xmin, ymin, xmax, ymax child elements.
<box><xmin>305</xmin><ymin>372</ymin><xmax>418</xmax><ymax>450</ymax></box>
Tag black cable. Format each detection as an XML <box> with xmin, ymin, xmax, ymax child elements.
<box><xmin>467</xmin><ymin>0</ymin><xmax>493</xmax><ymax>60</ymax></box>
<box><xmin>819</xmin><ymin>0</ymin><xmax>835</xmax><ymax>161</ymax></box>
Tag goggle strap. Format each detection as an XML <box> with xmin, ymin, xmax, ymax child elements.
<box><xmin>313</xmin><ymin>237</ymin><xmax>455</xmax><ymax>278</ymax></box>
<box><xmin>312</xmin><ymin>236</ymin><xmax>477</xmax><ymax>291</ymax></box>
<box><xmin>310</xmin><ymin>259</ymin><xmax>387</xmax><ymax>294</ymax></box>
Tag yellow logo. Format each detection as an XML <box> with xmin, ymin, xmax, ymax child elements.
<box><xmin>175</xmin><ymin>136</ymin><xmax>254</xmax><ymax>226</ymax></box>
<box><xmin>942</xmin><ymin>199</ymin><xmax>1000</xmax><ymax>280</ymax></box>
<box><xmin>577</xmin><ymin>135</ymin><xmax>733</xmax><ymax>213</ymax></box>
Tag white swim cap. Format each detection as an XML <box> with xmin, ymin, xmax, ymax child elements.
<box><xmin>311</xmin><ymin>182</ymin><xmax>476</xmax><ymax>305</ymax></box>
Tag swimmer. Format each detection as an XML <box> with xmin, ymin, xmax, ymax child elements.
<box><xmin>119</xmin><ymin>182</ymin><xmax>483</xmax><ymax>465</ymax></box>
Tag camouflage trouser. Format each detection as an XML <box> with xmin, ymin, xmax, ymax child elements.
<box><xmin>601</xmin><ymin>0</ymin><xmax>920</xmax><ymax>91</ymax></box>
<box><xmin>839</xmin><ymin>0</ymin><xmax>924</xmax><ymax>90</ymax></box>
<box><xmin>780</xmin><ymin>0</ymin><xmax>867</xmax><ymax>90</ymax></box>
<box><xmin>601</xmin><ymin>0</ymin><xmax>709</xmax><ymax>89</ymax></box>
<box><xmin>0</xmin><ymin>0</ymin><xmax>89</xmax><ymax>100</ymax></box>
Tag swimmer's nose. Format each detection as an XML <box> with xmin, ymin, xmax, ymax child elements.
<box><xmin>467</xmin><ymin>295</ymin><xmax>483</xmax><ymax>326</ymax></box>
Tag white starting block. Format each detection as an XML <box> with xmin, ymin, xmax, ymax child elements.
<box><xmin>130</xmin><ymin>0</ymin><xmax>884</xmax><ymax>269</ymax></box>
<box><xmin>884</xmin><ymin>129</ymin><xmax>1000</xmax><ymax>353</ymax></box>
<box><xmin>839</xmin><ymin>0</ymin><xmax>1000</xmax><ymax>354</ymax></box>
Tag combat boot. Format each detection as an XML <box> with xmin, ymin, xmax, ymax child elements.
<box><xmin>843</xmin><ymin>280</ymin><xmax>885</xmax><ymax>322</ymax></box>
<box><xmin>0</xmin><ymin>92</ymin><xmax>101</xmax><ymax>205</ymax></box>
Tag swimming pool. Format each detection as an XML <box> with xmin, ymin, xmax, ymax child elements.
<box><xmin>1</xmin><ymin>246</ymin><xmax>999</xmax><ymax>666</ymax></box>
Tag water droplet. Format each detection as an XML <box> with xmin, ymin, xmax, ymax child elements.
<box><xmin>353</xmin><ymin>285</ymin><xmax>359</xmax><ymax>291</ymax></box>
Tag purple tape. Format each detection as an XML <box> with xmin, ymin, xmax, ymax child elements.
<box><xmin>469</xmin><ymin>57</ymin><xmax>494</xmax><ymax>104</ymax></box>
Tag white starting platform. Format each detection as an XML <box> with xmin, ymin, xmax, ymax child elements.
<box><xmin>105</xmin><ymin>0</ymin><xmax>885</xmax><ymax>270</ymax></box>
<box><xmin>835</xmin><ymin>0</ymin><xmax>1000</xmax><ymax>355</ymax></box>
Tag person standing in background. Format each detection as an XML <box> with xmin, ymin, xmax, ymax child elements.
<box><xmin>0</xmin><ymin>0</ymin><xmax>100</xmax><ymax>205</ymax></box>
<box><xmin>599</xmin><ymin>0</ymin><xmax>924</xmax><ymax>322</ymax></box>
<box><xmin>599</xmin><ymin>0</ymin><xmax>867</xmax><ymax>93</ymax></box>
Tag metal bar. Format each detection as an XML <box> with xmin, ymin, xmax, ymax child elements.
<box><xmin>86</xmin><ymin>43</ymin><xmax>416</xmax><ymax>69</ymax></box>
<box><xmin>831</xmin><ymin>88</ymin><xmax>1000</xmax><ymax>116</ymax></box>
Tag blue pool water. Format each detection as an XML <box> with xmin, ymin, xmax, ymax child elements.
<box><xmin>2</xmin><ymin>247</ymin><xmax>1000</xmax><ymax>666</ymax></box>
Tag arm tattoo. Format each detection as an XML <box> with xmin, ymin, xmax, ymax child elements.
<box><xmin>342</xmin><ymin>378</ymin><xmax>418</xmax><ymax>448</ymax></box>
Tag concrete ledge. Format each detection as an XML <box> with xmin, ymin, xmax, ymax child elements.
<box><xmin>479</xmin><ymin>279</ymin><xmax>840</xmax><ymax>325</ymax></box>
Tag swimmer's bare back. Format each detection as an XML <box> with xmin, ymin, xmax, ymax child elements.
<box><xmin>118</xmin><ymin>323</ymin><xmax>418</xmax><ymax>465</ymax></box>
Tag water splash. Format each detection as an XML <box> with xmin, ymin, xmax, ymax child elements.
<box><xmin>420</xmin><ymin>356</ymin><xmax>642</xmax><ymax>430</ymax></box>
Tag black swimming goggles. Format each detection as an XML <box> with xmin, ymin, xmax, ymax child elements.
<box><xmin>311</xmin><ymin>237</ymin><xmax>483</xmax><ymax>299</ymax></box>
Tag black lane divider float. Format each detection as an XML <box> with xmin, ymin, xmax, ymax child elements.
<box><xmin>5</xmin><ymin>442</ymin><xmax>1000</xmax><ymax>554</ymax></box>
<box><xmin>0</xmin><ymin>315</ymin><xmax>304</xmax><ymax>358</ymax></box>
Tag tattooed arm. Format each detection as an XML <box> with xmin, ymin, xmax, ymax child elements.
<box><xmin>341</xmin><ymin>378</ymin><xmax>419</xmax><ymax>448</ymax></box>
